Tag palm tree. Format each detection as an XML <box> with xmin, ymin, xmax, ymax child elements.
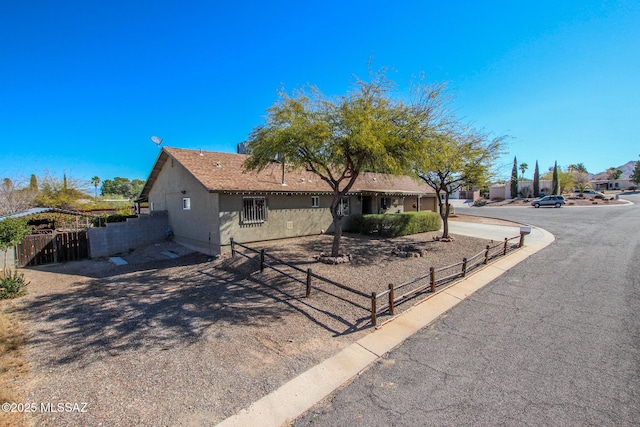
<box><xmin>519</xmin><ymin>163</ymin><xmax>528</xmax><ymax>179</ymax></box>
<box><xmin>90</xmin><ymin>176</ymin><xmax>101</xmax><ymax>199</ymax></box>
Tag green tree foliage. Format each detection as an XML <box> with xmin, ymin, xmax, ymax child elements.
<box><xmin>29</xmin><ymin>174</ymin><xmax>38</xmax><ymax>191</ymax></box>
<box><xmin>567</xmin><ymin>163</ymin><xmax>588</xmax><ymax>173</ymax></box>
<box><xmin>533</xmin><ymin>160</ymin><xmax>540</xmax><ymax>197</ymax></box>
<box><xmin>414</xmin><ymin>126</ymin><xmax>503</xmax><ymax>239</ymax></box>
<box><xmin>552</xmin><ymin>161</ymin><xmax>559</xmax><ymax>195</ymax></box>
<box><xmin>519</xmin><ymin>162</ymin><xmax>528</xmax><ymax>179</ymax></box>
<box><xmin>606</xmin><ymin>167</ymin><xmax>622</xmax><ymax>181</ymax></box>
<box><xmin>0</xmin><ymin>217</ymin><xmax>30</xmax><ymax>272</ymax></box>
<box><xmin>245</xmin><ymin>69</ymin><xmax>429</xmax><ymax>256</ymax></box>
<box><xmin>631</xmin><ymin>161</ymin><xmax>640</xmax><ymax>187</ymax></box>
<box><xmin>510</xmin><ymin>156</ymin><xmax>518</xmax><ymax>198</ymax></box>
<box><xmin>35</xmin><ymin>173</ymin><xmax>86</xmax><ymax>209</ymax></box>
<box><xmin>91</xmin><ymin>176</ymin><xmax>101</xmax><ymax>199</ymax></box>
<box><xmin>101</xmin><ymin>177</ymin><xmax>145</xmax><ymax>199</ymax></box>
<box><xmin>543</xmin><ymin>163</ymin><xmax>574</xmax><ymax>194</ymax></box>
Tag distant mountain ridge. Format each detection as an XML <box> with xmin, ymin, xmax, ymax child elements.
<box><xmin>592</xmin><ymin>160</ymin><xmax>637</xmax><ymax>180</ymax></box>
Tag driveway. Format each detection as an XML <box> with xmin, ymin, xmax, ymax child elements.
<box><xmin>294</xmin><ymin>194</ymin><xmax>640</xmax><ymax>426</ymax></box>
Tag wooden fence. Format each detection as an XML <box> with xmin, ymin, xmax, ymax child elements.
<box><xmin>230</xmin><ymin>233</ymin><xmax>524</xmax><ymax>327</ymax></box>
<box><xmin>230</xmin><ymin>239</ymin><xmax>370</xmax><ymax>310</ymax></box>
<box><xmin>16</xmin><ymin>231</ymin><xmax>89</xmax><ymax>267</ymax></box>
<box><xmin>374</xmin><ymin>235</ymin><xmax>521</xmax><ymax>325</ymax></box>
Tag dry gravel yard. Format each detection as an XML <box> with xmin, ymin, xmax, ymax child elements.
<box><xmin>7</xmin><ymin>226</ymin><xmax>510</xmax><ymax>426</ymax></box>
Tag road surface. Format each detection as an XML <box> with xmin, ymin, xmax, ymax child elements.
<box><xmin>295</xmin><ymin>194</ymin><xmax>640</xmax><ymax>426</ymax></box>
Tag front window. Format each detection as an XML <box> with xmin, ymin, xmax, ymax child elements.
<box><xmin>381</xmin><ymin>197</ymin><xmax>389</xmax><ymax>210</ymax></box>
<box><xmin>243</xmin><ymin>197</ymin><xmax>267</xmax><ymax>224</ymax></box>
<box><xmin>182</xmin><ymin>198</ymin><xmax>191</xmax><ymax>210</ymax></box>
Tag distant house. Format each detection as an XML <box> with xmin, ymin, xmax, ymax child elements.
<box><xmin>489</xmin><ymin>180</ymin><xmax>554</xmax><ymax>200</ymax></box>
<box><xmin>589</xmin><ymin>178</ymin><xmax>634</xmax><ymax>191</ymax></box>
<box><xmin>138</xmin><ymin>147</ymin><xmax>438</xmax><ymax>255</ymax></box>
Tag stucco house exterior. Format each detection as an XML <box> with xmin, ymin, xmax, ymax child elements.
<box><xmin>590</xmin><ymin>178</ymin><xmax>634</xmax><ymax>191</ymax></box>
<box><xmin>489</xmin><ymin>180</ymin><xmax>555</xmax><ymax>200</ymax></box>
<box><xmin>138</xmin><ymin>147</ymin><xmax>438</xmax><ymax>255</ymax></box>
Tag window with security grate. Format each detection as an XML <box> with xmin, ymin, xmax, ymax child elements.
<box><xmin>243</xmin><ymin>197</ymin><xmax>267</xmax><ymax>224</ymax></box>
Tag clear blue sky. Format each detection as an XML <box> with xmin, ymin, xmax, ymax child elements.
<box><xmin>2</xmin><ymin>0</ymin><xmax>638</xmax><ymax>189</ymax></box>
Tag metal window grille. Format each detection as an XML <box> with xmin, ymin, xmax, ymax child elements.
<box><xmin>338</xmin><ymin>197</ymin><xmax>349</xmax><ymax>216</ymax></box>
<box><xmin>243</xmin><ymin>197</ymin><xmax>267</xmax><ymax>224</ymax></box>
<box><xmin>182</xmin><ymin>198</ymin><xmax>191</xmax><ymax>210</ymax></box>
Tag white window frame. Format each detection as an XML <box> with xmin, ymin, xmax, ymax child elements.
<box><xmin>182</xmin><ymin>197</ymin><xmax>191</xmax><ymax>210</ymax></box>
<box><xmin>311</xmin><ymin>196</ymin><xmax>319</xmax><ymax>208</ymax></box>
<box><xmin>243</xmin><ymin>197</ymin><xmax>267</xmax><ymax>224</ymax></box>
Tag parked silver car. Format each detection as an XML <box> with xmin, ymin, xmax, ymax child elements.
<box><xmin>531</xmin><ymin>195</ymin><xmax>566</xmax><ymax>208</ymax></box>
<box><xmin>571</xmin><ymin>189</ymin><xmax>605</xmax><ymax>199</ymax></box>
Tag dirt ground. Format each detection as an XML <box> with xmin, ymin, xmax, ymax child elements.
<box><xmin>7</xmin><ymin>227</ymin><xmax>512</xmax><ymax>426</ymax></box>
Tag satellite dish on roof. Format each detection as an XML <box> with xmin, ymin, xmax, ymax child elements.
<box><xmin>151</xmin><ymin>136</ymin><xmax>163</xmax><ymax>148</ymax></box>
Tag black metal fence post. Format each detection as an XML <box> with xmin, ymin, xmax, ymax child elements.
<box><xmin>462</xmin><ymin>257</ymin><xmax>467</xmax><ymax>277</ymax></box>
<box><xmin>260</xmin><ymin>249</ymin><xmax>265</xmax><ymax>273</ymax></box>
<box><xmin>306</xmin><ymin>268</ymin><xmax>312</xmax><ymax>297</ymax></box>
<box><xmin>388</xmin><ymin>283</ymin><xmax>395</xmax><ymax>315</ymax></box>
<box><xmin>230</xmin><ymin>238</ymin><xmax>235</xmax><ymax>257</ymax></box>
<box><xmin>430</xmin><ymin>267</ymin><xmax>436</xmax><ymax>292</ymax></box>
<box><xmin>371</xmin><ymin>292</ymin><xmax>377</xmax><ymax>326</ymax></box>
<box><xmin>484</xmin><ymin>245</ymin><xmax>490</xmax><ymax>264</ymax></box>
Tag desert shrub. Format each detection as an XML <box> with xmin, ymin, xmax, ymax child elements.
<box><xmin>473</xmin><ymin>199</ymin><xmax>487</xmax><ymax>207</ymax></box>
<box><xmin>350</xmin><ymin>212</ymin><xmax>441</xmax><ymax>237</ymax></box>
<box><xmin>0</xmin><ymin>270</ymin><xmax>29</xmax><ymax>299</ymax></box>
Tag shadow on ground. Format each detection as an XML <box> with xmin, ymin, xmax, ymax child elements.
<box><xmin>20</xmin><ymin>253</ymin><xmax>372</xmax><ymax>368</ymax></box>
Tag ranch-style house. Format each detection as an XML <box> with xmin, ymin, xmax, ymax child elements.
<box><xmin>138</xmin><ymin>147</ymin><xmax>438</xmax><ymax>255</ymax></box>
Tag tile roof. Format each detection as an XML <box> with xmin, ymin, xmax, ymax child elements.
<box><xmin>140</xmin><ymin>147</ymin><xmax>435</xmax><ymax>198</ymax></box>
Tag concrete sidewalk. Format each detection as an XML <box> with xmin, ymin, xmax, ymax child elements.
<box><xmin>448</xmin><ymin>221</ymin><xmax>545</xmax><ymax>246</ymax></box>
<box><xmin>216</xmin><ymin>223</ymin><xmax>555</xmax><ymax>427</ymax></box>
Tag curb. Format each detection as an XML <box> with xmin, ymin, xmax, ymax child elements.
<box><xmin>216</xmin><ymin>226</ymin><xmax>556</xmax><ymax>427</ymax></box>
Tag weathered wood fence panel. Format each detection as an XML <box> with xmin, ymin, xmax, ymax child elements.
<box><xmin>17</xmin><ymin>232</ymin><xmax>89</xmax><ymax>267</ymax></box>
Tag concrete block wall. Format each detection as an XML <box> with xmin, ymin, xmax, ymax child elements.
<box><xmin>88</xmin><ymin>212</ymin><xmax>170</xmax><ymax>258</ymax></box>
<box><xmin>1</xmin><ymin>248</ymin><xmax>16</xmax><ymax>270</ymax></box>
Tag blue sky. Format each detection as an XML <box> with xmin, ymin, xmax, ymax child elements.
<box><xmin>1</xmin><ymin>0</ymin><xmax>638</xmax><ymax>189</ymax></box>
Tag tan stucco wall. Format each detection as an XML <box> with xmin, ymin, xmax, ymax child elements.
<box><xmin>419</xmin><ymin>195</ymin><xmax>437</xmax><ymax>212</ymax></box>
<box><xmin>148</xmin><ymin>158</ymin><xmax>221</xmax><ymax>254</ymax></box>
<box><xmin>218</xmin><ymin>194</ymin><xmax>347</xmax><ymax>247</ymax></box>
<box><xmin>403</xmin><ymin>196</ymin><xmax>420</xmax><ymax>212</ymax></box>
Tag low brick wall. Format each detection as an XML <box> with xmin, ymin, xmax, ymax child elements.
<box><xmin>88</xmin><ymin>212</ymin><xmax>169</xmax><ymax>258</ymax></box>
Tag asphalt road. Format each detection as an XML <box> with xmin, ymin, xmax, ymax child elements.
<box><xmin>295</xmin><ymin>194</ymin><xmax>640</xmax><ymax>426</ymax></box>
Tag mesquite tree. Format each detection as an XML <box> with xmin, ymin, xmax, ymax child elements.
<box><xmin>244</xmin><ymin>70</ymin><xmax>439</xmax><ymax>257</ymax></box>
<box><xmin>414</xmin><ymin>126</ymin><xmax>503</xmax><ymax>239</ymax></box>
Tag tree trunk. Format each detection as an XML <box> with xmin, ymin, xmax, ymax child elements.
<box><xmin>329</xmin><ymin>194</ymin><xmax>344</xmax><ymax>257</ymax></box>
<box><xmin>439</xmin><ymin>192</ymin><xmax>450</xmax><ymax>239</ymax></box>
<box><xmin>331</xmin><ymin>215</ymin><xmax>342</xmax><ymax>257</ymax></box>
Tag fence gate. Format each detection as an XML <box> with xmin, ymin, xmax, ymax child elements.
<box><xmin>17</xmin><ymin>231</ymin><xmax>89</xmax><ymax>267</ymax></box>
